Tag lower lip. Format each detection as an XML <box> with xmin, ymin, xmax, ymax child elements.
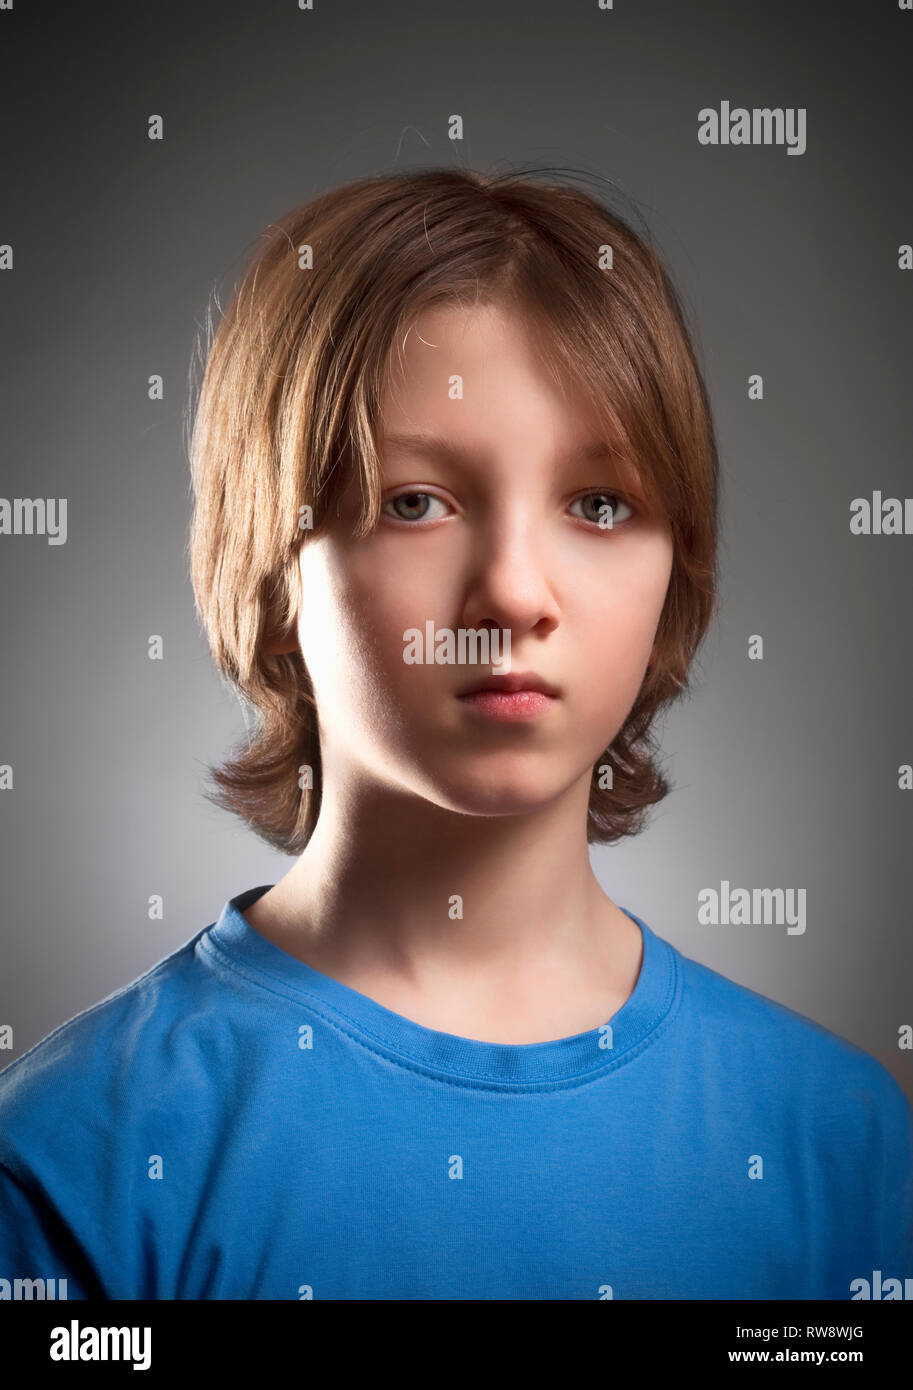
<box><xmin>457</xmin><ymin>690</ymin><xmax>556</xmax><ymax>721</ymax></box>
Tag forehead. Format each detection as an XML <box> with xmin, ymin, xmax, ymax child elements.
<box><xmin>382</xmin><ymin>300</ymin><xmax>611</xmax><ymax>445</ymax></box>
<box><xmin>385</xmin><ymin>298</ymin><xmax>569</xmax><ymax>393</ymax></box>
<box><xmin>377</xmin><ymin>298</ymin><xmax>645</xmax><ymax>492</ymax></box>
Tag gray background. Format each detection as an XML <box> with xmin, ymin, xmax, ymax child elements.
<box><xmin>1</xmin><ymin>0</ymin><xmax>910</xmax><ymax>1100</ymax></box>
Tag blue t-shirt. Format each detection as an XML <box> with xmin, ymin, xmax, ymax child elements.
<box><xmin>0</xmin><ymin>884</ymin><xmax>910</xmax><ymax>1301</ymax></box>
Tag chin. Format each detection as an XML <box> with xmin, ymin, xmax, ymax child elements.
<box><xmin>420</xmin><ymin>769</ymin><xmax>571</xmax><ymax>819</ymax></box>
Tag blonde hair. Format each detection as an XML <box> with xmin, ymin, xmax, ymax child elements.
<box><xmin>187</xmin><ymin>165</ymin><xmax>719</xmax><ymax>854</ymax></box>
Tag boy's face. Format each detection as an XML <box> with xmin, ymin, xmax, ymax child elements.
<box><xmin>291</xmin><ymin>298</ymin><xmax>674</xmax><ymax>821</ymax></box>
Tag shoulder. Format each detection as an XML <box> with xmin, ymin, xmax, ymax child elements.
<box><xmin>672</xmin><ymin>941</ymin><xmax>912</xmax><ymax>1141</ymax></box>
<box><xmin>0</xmin><ymin>926</ymin><xmax>223</xmax><ymax>1179</ymax></box>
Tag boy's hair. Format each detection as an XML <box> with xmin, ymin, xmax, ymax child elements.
<box><xmin>187</xmin><ymin>165</ymin><xmax>719</xmax><ymax>854</ymax></box>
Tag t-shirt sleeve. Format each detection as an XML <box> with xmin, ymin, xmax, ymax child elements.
<box><xmin>0</xmin><ymin>1161</ymin><xmax>101</xmax><ymax>1300</ymax></box>
<box><xmin>875</xmin><ymin>1076</ymin><xmax>913</xmax><ymax>1279</ymax></box>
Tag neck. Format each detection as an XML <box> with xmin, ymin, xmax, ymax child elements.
<box><xmin>246</xmin><ymin>762</ymin><xmax>641</xmax><ymax>1007</ymax></box>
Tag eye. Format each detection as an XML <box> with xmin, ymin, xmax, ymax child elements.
<box><xmin>569</xmin><ymin>492</ymin><xmax>634</xmax><ymax>528</ymax></box>
<box><xmin>382</xmin><ymin>491</ymin><xmax>451</xmax><ymax>523</ymax></box>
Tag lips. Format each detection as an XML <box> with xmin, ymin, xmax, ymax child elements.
<box><xmin>457</xmin><ymin>671</ymin><xmax>560</xmax><ymax>698</ymax></box>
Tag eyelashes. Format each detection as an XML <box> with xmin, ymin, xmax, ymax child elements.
<box><xmin>568</xmin><ymin>492</ymin><xmax>635</xmax><ymax>527</ymax></box>
<box><xmin>381</xmin><ymin>490</ymin><xmax>635</xmax><ymax>528</ymax></box>
<box><xmin>383</xmin><ymin>491</ymin><xmax>451</xmax><ymax>523</ymax></box>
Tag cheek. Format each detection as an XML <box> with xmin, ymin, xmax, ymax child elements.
<box><xmin>604</xmin><ymin>575</ymin><xmax>667</xmax><ymax>653</ymax></box>
<box><xmin>296</xmin><ymin>546</ymin><xmax>421</xmax><ymax>709</ymax></box>
<box><xmin>295</xmin><ymin>548</ymin><xmax>361</xmax><ymax>698</ymax></box>
<box><xmin>574</xmin><ymin>545</ymin><xmax>672</xmax><ymax>700</ymax></box>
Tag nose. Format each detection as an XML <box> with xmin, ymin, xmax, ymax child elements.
<box><xmin>460</xmin><ymin>507</ymin><xmax>561</xmax><ymax>640</ymax></box>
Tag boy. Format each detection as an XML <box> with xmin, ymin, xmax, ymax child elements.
<box><xmin>1</xmin><ymin>167</ymin><xmax>910</xmax><ymax>1299</ymax></box>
